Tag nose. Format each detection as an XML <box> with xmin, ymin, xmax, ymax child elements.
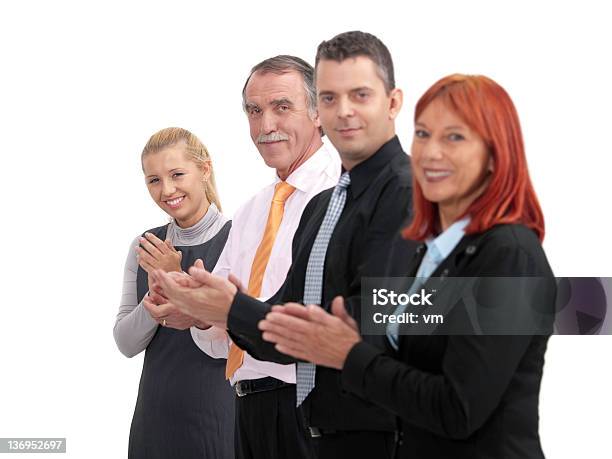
<box><xmin>421</xmin><ymin>139</ymin><xmax>444</xmax><ymax>161</ymax></box>
<box><xmin>337</xmin><ymin>96</ymin><xmax>354</xmax><ymax>119</ymax></box>
<box><xmin>161</xmin><ymin>179</ymin><xmax>176</xmax><ymax>197</ymax></box>
<box><xmin>260</xmin><ymin>110</ymin><xmax>277</xmax><ymax>135</ymax></box>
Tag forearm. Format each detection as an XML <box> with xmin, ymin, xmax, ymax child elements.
<box><xmin>113</xmin><ymin>299</ymin><xmax>158</xmax><ymax>358</ymax></box>
<box><xmin>341</xmin><ymin>336</ymin><xmax>533</xmax><ymax>440</ymax></box>
<box><xmin>227</xmin><ymin>291</ymin><xmax>297</xmax><ymax>364</ymax></box>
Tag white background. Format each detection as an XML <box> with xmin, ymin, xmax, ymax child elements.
<box><xmin>1</xmin><ymin>1</ymin><xmax>611</xmax><ymax>457</ymax></box>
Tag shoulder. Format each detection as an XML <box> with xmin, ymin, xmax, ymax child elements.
<box><xmin>477</xmin><ymin>224</ymin><xmax>542</xmax><ymax>253</ymax></box>
<box><xmin>140</xmin><ymin>223</ymin><xmax>170</xmax><ymax>238</ymax></box>
<box><xmin>231</xmin><ymin>183</ymin><xmax>276</xmax><ymax>220</ymax></box>
<box><xmin>387</xmin><ymin>150</ymin><xmax>412</xmax><ymax>187</ymax></box>
<box><xmin>465</xmin><ymin>224</ymin><xmax>553</xmax><ymax>276</ymax></box>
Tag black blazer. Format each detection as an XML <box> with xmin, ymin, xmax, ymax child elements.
<box><xmin>341</xmin><ymin>224</ymin><xmax>556</xmax><ymax>459</ymax></box>
<box><xmin>227</xmin><ymin>136</ymin><xmax>417</xmax><ymax>432</ymax></box>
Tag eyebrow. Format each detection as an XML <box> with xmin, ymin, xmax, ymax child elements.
<box><xmin>351</xmin><ymin>86</ymin><xmax>372</xmax><ymax>93</ymax></box>
<box><xmin>245</xmin><ymin>102</ymin><xmax>260</xmax><ymax>111</ymax></box>
<box><xmin>271</xmin><ymin>98</ymin><xmax>293</xmax><ymax>107</ymax></box>
<box><xmin>414</xmin><ymin>122</ymin><xmax>467</xmax><ymax>131</ymax></box>
<box><xmin>145</xmin><ymin>168</ymin><xmax>184</xmax><ymax>178</ymax></box>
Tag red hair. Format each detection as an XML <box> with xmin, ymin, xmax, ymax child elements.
<box><xmin>402</xmin><ymin>74</ymin><xmax>545</xmax><ymax>242</ymax></box>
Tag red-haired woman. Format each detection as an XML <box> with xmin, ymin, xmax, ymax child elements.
<box><xmin>259</xmin><ymin>74</ymin><xmax>556</xmax><ymax>458</ymax></box>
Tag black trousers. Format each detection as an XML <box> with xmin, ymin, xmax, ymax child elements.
<box><xmin>234</xmin><ymin>384</ymin><xmax>315</xmax><ymax>459</ymax></box>
<box><xmin>312</xmin><ymin>431</ymin><xmax>397</xmax><ymax>459</ymax></box>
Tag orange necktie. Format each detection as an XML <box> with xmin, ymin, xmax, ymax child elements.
<box><xmin>225</xmin><ymin>181</ymin><xmax>296</xmax><ymax>379</ymax></box>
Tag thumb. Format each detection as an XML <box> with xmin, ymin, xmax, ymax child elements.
<box><xmin>193</xmin><ymin>258</ymin><xmax>205</xmax><ymax>269</ymax></box>
<box><xmin>331</xmin><ymin>296</ymin><xmax>359</xmax><ymax>331</ymax></box>
<box><xmin>228</xmin><ymin>273</ymin><xmax>246</xmax><ymax>293</ymax></box>
<box><xmin>177</xmin><ymin>250</ymin><xmax>182</xmax><ymax>260</ymax></box>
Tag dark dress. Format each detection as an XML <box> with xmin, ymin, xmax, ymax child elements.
<box><xmin>128</xmin><ymin>221</ymin><xmax>235</xmax><ymax>459</ymax></box>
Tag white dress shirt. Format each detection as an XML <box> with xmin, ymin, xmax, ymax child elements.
<box><xmin>191</xmin><ymin>140</ymin><xmax>341</xmax><ymax>384</ymax></box>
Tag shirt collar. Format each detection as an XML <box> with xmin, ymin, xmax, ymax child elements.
<box><xmin>425</xmin><ymin>217</ymin><xmax>470</xmax><ymax>262</ymax></box>
<box><xmin>276</xmin><ymin>140</ymin><xmax>339</xmax><ymax>193</ymax></box>
<box><xmin>347</xmin><ymin>135</ymin><xmax>404</xmax><ymax>199</ymax></box>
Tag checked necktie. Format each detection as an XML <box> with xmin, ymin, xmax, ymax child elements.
<box><xmin>296</xmin><ymin>171</ymin><xmax>351</xmax><ymax>406</ymax></box>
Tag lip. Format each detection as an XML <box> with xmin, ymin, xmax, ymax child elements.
<box><xmin>423</xmin><ymin>169</ymin><xmax>452</xmax><ymax>183</ymax></box>
<box><xmin>335</xmin><ymin>127</ymin><xmax>362</xmax><ymax>138</ymax></box>
<box><xmin>164</xmin><ymin>195</ymin><xmax>185</xmax><ymax>209</ymax></box>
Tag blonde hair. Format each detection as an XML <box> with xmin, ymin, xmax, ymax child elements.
<box><xmin>141</xmin><ymin>127</ymin><xmax>222</xmax><ymax>212</ymax></box>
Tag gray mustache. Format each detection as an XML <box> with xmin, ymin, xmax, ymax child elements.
<box><xmin>257</xmin><ymin>132</ymin><xmax>289</xmax><ymax>143</ymax></box>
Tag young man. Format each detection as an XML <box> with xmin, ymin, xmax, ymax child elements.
<box><xmin>150</xmin><ymin>32</ymin><xmax>416</xmax><ymax>458</ymax></box>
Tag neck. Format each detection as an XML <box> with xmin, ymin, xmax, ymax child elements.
<box><xmin>438</xmin><ymin>206</ymin><xmax>463</xmax><ymax>232</ymax></box>
<box><xmin>277</xmin><ymin>133</ymin><xmax>323</xmax><ymax>181</ymax></box>
<box><xmin>176</xmin><ymin>201</ymin><xmax>211</xmax><ymax>229</ymax></box>
<box><xmin>340</xmin><ymin>130</ymin><xmax>396</xmax><ymax>171</ymax></box>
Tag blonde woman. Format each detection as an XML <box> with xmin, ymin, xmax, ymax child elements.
<box><xmin>114</xmin><ymin>128</ymin><xmax>234</xmax><ymax>459</ymax></box>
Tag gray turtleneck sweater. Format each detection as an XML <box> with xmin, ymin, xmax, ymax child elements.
<box><xmin>113</xmin><ymin>204</ymin><xmax>228</xmax><ymax>358</ymax></box>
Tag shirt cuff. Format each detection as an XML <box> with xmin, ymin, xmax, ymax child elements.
<box><xmin>341</xmin><ymin>341</ymin><xmax>384</xmax><ymax>398</ymax></box>
<box><xmin>190</xmin><ymin>326</ymin><xmax>229</xmax><ymax>359</ymax></box>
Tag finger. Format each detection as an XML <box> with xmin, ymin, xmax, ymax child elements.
<box><xmin>228</xmin><ymin>273</ymin><xmax>245</xmax><ymax>293</ymax></box>
<box><xmin>136</xmin><ymin>247</ymin><xmax>156</xmax><ymax>267</ymax></box>
<box><xmin>145</xmin><ymin>232</ymin><xmax>170</xmax><ymax>254</ymax></box>
<box><xmin>193</xmin><ymin>259</ymin><xmax>205</xmax><ymax>270</ymax></box>
<box><xmin>188</xmin><ymin>266</ymin><xmax>227</xmax><ymax>290</ymax></box>
<box><xmin>167</xmin><ymin>271</ymin><xmax>203</xmax><ymax>288</ymax></box>
<box><xmin>331</xmin><ymin>296</ymin><xmax>359</xmax><ymax>330</ymax></box>
<box><xmin>156</xmin><ymin>270</ymin><xmax>183</xmax><ymax>299</ymax></box>
<box><xmin>277</xmin><ymin>303</ymin><xmax>310</xmax><ymax>320</ymax></box>
<box><xmin>139</xmin><ymin>236</ymin><xmax>163</xmax><ymax>259</ymax></box>
<box><xmin>149</xmin><ymin>290</ymin><xmax>167</xmax><ymax>305</ymax></box>
<box><xmin>260</xmin><ymin>330</ymin><xmax>308</xmax><ymax>353</ymax></box>
<box><xmin>139</xmin><ymin>259</ymin><xmax>156</xmax><ymax>274</ymax></box>
<box><xmin>164</xmin><ymin>238</ymin><xmax>178</xmax><ymax>253</ymax></box>
<box><xmin>259</xmin><ymin>312</ymin><xmax>312</xmax><ymax>336</ymax></box>
<box><xmin>305</xmin><ymin>304</ymin><xmax>334</xmax><ymax>324</ymax></box>
<box><xmin>143</xmin><ymin>298</ymin><xmax>171</xmax><ymax>320</ymax></box>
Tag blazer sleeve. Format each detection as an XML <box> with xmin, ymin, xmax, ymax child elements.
<box><xmin>340</xmin><ymin>243</ymin><xmax>550</xmax><ymax>440</ymax></box>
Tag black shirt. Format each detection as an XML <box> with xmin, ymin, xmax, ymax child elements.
<box><xmin>228</xmin><ymin>135</ymin><xmax>418</xmax><ymax>431</ymax></box>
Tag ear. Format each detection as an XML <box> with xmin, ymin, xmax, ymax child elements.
<box><xmin>487</xmin><ymin>154</ymin><xmax>495</xmax><ymax>173</ymax></box>
<box><xmin>388</xmin><ymin>88</ymin><xmax>403</xmax><ymax>120</ymax></box>
<box><xmin>199</xmin><ymin>160</ymin><xmax>212</xmax><ymax>180</ymax></box>
<box><xmin>311</xmin><ymin>108</ymin><xmax>321</xmax><ymax>128</ymax></box>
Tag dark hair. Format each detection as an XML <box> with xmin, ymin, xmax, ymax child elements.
<box><xmin>241</xmin><ymin>55</ymin><xmax>316</xmax><ymax>116</ymax></box>
<box><xmin>315</xmin><ymin>31</ymin><xmax>395</xmax><ymax>93</ymax></box>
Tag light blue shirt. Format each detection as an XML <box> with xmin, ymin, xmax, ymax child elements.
<box><xmin>386</xmin><ymin>217</ymin><xmax>470</xmax><ymax>349</ymax></box>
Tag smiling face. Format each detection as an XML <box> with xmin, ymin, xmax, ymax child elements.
<box><xmin>411</xmin><ymin>97</ymin><xmax>492</xmax><ymax>230</ymax></box>
<box><xmin>244</xmin><ymin>70</ymin><xmax>322</xmax><ymax>180</ymax></box>
<box><xmin>142</xmin><ymin>142</ymin><xmax>211</xmax><ymax>228</ymax></box>
<box><xmin>316</xmin><ymin>56</ymin><xmax>402</xmax><ymax>170</ymax></box>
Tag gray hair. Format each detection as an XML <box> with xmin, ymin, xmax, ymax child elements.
<box><xmin>241</xmin><ymin>55</ymin><xmax>317</xmax><ymax>118</ymax></box>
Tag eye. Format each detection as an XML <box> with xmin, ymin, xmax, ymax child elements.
<box><xmin>147</xmin><ymin>177</ymin><xmax>159</xmax><ymax>184</ymax></box>
<box><xmin>356</xmin><ymin>91</ymin><xmax>369</xmax><ymax>100</ymax></box>
<box><xmin>320</xmin><ymin>95</ymin><xmax>334</xmax><ymax>104</ymax></box>
<box><xmin>414</xmin><ymin>129</ymin><xmax>429</xmax><ymax>139</ymax></box>
<box><xmin>172</xmin><ymin>172</ymin><xmax>185</xmax><ymax>179</ymax></box>
<box><xmin>247</xmin><ymin>107</ymin><xmax>262</xmax><ymax>117</ymax></box>
<box><xmin>448</xmin><ymin>133</ymin><xmax>465</xmax><ymax>141</ymax></box>
<box><xmin>277</xmin><ymin>104</ymin><xmax>290</xmax><ymax>112</ymax></box>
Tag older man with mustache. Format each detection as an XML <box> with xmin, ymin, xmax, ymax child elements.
<box><xmin>146</xmin><ymin>55</ymin><xmax>340</xmax><ymax>459</ymax></box>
